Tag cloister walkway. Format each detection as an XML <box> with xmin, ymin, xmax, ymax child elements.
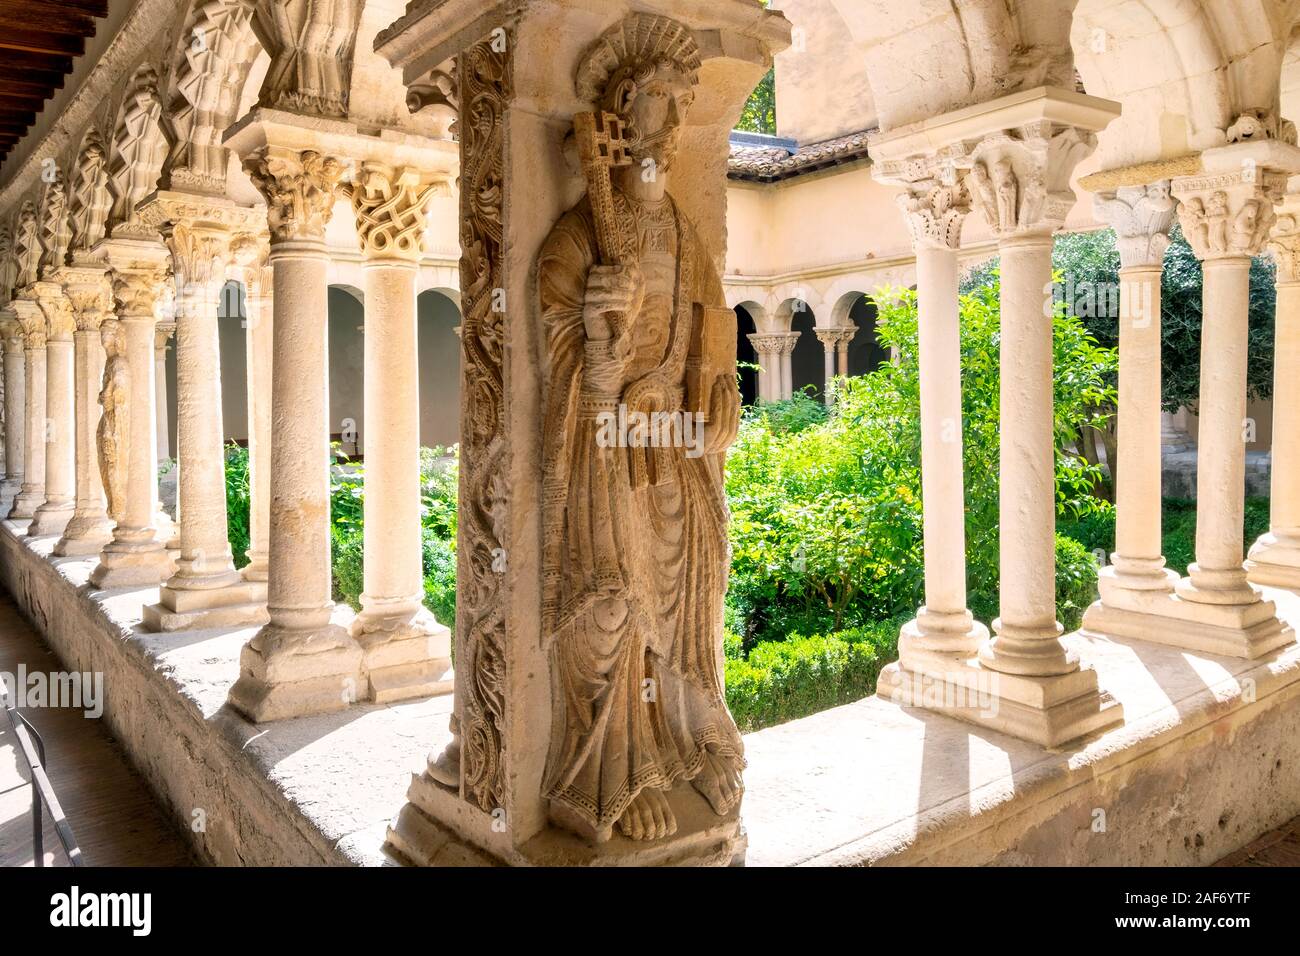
<box><xmin>0</xmin><ymin>591</ymin><xmax>192</xmax><ymax>867</ymax></box>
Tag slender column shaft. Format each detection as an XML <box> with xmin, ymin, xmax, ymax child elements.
<box><xmin>359</xmin><ymin>260</ymin><xmax>424</xmax><ymax>621</ymax></box>
<box><xmin>120</xmin><ymin>318</ymin><xmax>161</xmax><ymax>537</ymax></box>
<box><xmin>29</xmin><ymin>335</ymin><xmax>75</xmax><ymax>534</ymax></box>
<box><xmin>266</xmin><ymin>241</ymin><xmax>335</xmax><ymax>629</ymax></box>
<box><xmin>1111</xmin><ymin>265</ymin><xmax>1167</xmax><ymax>579</ymax></box>
<box><xmin>1184</xmin><ymin>257</ymin><xmax>1254</xmax><ymax>600</ymax></box>
<box><xmin>1266</xmin><ymin>279</ymin><xmax>1300</xmax><ymax>536</ymax></box>
<box><xmin>837</xmin><ymin>341</ymin><xmax>849</xmax><ymax>377</ymax></box>
<box><xmin>244</xmin><ymin>285</ymin><xmax>272</xmax><ymax>581</ymax></box>
<box><xmin>55</xmin><ymin>327</ymin><xmax>112</xmax><ymax>554</ymax></box>
<box><xmin>780</xmin><ymin>344</ymin><xmax>793</xmax><ymax>399</ymax></box>
<box><xmin>10</xmin><ymin>341</ymin><xmax>46</xmax><ymax>519</ymax></box>
<box><xmin>1</xmin><ymin>334</ymin><xmax>25</xmax><ymax>504</ymax></box>
<box><xmin>155</xmin><ymin>331</ymin><xmax>170</xmax><ymax>463</ymax></box>
<box><xmin>981</xmin><ymin>233</ymin><xmax>1073</xmax><ymax>675</ymax></box>
<box><xmin>916</xmin><ymin>243</ymin><xmax>972</xmax><ymax>631</ymax></box>
<box><xmin>821</xmin><ymin>337</ymin><xmax>834</xmax><ymax>404</ymax></box>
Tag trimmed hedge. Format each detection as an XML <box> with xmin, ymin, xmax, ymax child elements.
<box><xmin>724</xmin><ymin>616</ymin><xmax>904</xmax><ymax>732</ymax></box>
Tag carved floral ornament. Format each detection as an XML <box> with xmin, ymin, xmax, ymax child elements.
<box><xmin>111</xmin><ymin>264</ymin><xmax>170</xmax><ymax>318</ymax></box>
<box><xmin>342</xmin><ymin>163</ymin><xmax>450</xmax><ymax>261</ymax></box>
<box><xmin>748</xmin><ymin>331</ymin><xmax>799</xmax><ymax>354</ymax></box>
<box><xmin>243</xmin><ymin>148</ymin><xmax>349</xmax><ymax>242</ymax></box>
<box><xmin>896</xmin><ymin>178</ymin><xmax>970</xmax><ymax>251</ymax></box>
<box><xmin>1092</xmin><ymin>182</ymin><xmax>1177</xmax><ymax>269</ymax></box>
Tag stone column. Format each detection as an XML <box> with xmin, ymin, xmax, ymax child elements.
<box><xmin>818</xmin><ymin>328</ymin><xmax>835</xmax><ymax>403</ymax></box>
<box><xmin>28</xmin><ymin>284</ymin><xmax>77</xmax><ymax>537</ymax></box>
<box><xmin>815</xmin><ymin>326</ymin><xmax>855</xmax><ymax>402</ymax></box>
<box><xmin>1081</xmin><ymin>182</ymin><xmax>1180</xmax><ymax>634</ymax></box>
<box><xmin>1161</xmin><ymin>148</ymin><xmax>1295</xmax><ymax>658</ymax></box>
<box><xmin>89</xmin><ymin>240</ymin><xmax>175</xmax><ymax>589</ymax></box>
<box><xmin>871</xmin><ymin>91</ymin><xmax>1124</xmax><ymax>748</ymax></box>
<box><xmin>229</xmin><ymin>234</ymin><xmax>272</xmax><ymax>584</ymax></box>
<box><xmin>54</xmin><ymin>270</ymin><xmax>116</xmax><ymax>556</ymax></box>
<box><xmin>154</xmin><ymin>323</ymin><xmax>172</xmax><ymax>463</ymax></box>
<box><xmin>141</xmin><ymin>200</ymin><xmax>269</xmax><ymax>632</ymax></box>
<box><xmin>779</xmin><ymin>332</ymin><xmax>796</xmax><ymax>399</ymax></box>
<box><xmin>223</xmin><ymin>139</ymin><xmax>360</xmax><ymax>721</ymax></box>
<box><xmin>879</xmin><ymin>176</ymin><xmax>986</xmax><ymax>674</ymax></box>
<box><xmin>0</xmin><ymin>317</ymin><xmax>23</xmax><ymax>510</ymax></box>
<box><xmin>747</xmin><ymin>332</ymin><xmax>795</xmax><ymax>402</ymax></box>
<box><xmin>343</xmin><ymin>163</ymin><xmax>452</xmax><ymax>701</ymax></box>
<box><xmin>8</xmin><ymin>295</ymin><xmax>46</xmax><ymax>520</ymax></box>
<box><xmin>837</xmin><ymin>334</ymin><xmax>851</xmax><ymax>376</ymax></box>
<box><xmin>1248</xmin><ymin>197</ymin><xmax>1300</xmax><ymax>588</ymax></box>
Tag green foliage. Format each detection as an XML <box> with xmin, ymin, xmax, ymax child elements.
<box><xmin>747</xmin><ymin>391</ymin><xmax>828</xmax><ymax>434</ymax></box>
<box><xmin>1054</xmin><ymin>534</ymin><xmax>1101</xmax><ymax>634</ymax></box>
<box><xmin>224</xmin><ymin>444</ymin><xmax>251</xmax><ymax>570</ymax></box>
<box><xmin>736</xmin><ymin>68</ymin><xmax>776</xmax><ymax>135</ymax></box>
<box><xmin>726</xmin><ymin>283</ymin><xmax>1117</xmax><ymax>645</ymax></box>
<box><xmin>724</xmin><ymin>617</ymin><xmax>904</xmax><ymax>732</ymax></box>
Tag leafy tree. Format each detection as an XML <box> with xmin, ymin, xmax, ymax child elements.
<box><xmin>736</xmin><ymin>68</ymin><xmax>776</xmax><ymax>135</ymax></box>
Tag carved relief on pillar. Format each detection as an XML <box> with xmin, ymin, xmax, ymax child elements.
<box><xmin>1172</xmin><ymin>171</ymin><xmax>1286</xmax><ymax>261</ymax></box>
<box><xmin>1268</xmin><ymin>199</ymin><xmax>1300</xmax><ymax>284</ymax></box>
<box><xmin>228</xmin><ymin>231</ymin><xmax>271</xmax><ymax>295</ymax></box>
<box><xmin>98</xmin><ymin>316</ymin><xmax>130</xmax><ymax>523</ymax></box>
<box><xmin>242</xmin><ymin>149</ymin><xmax>348</xmax><ymax>242</ymax></box>
<box><xmin>445</xmin><ymin>32</ymin><xmax>513</xmax><ymax>817</ymax></box>
<box><xmin>250</xmin><ymin>0</ymin><xmax>364</xmax><ymax>118</ymax></box>
<box><xmin>68</xmin><ymin>130</ymin><xmax>113</xmax><ymax>260</ymax></box>
<box><xmin>0</xmin><ymin>228</ymin><xmax>15</xmax><ymax>305</ymax></box>
<box><xmin>342</xmin><ymin>163</ymin><xmax>450</xmax><ymax>261</ymax></box>
<box><xmin>14</xmin><ymin>202</ymin><xmax>40</xmax><ymax>291</ymax></box>
<box><xmin>37</xmin><ymin>171</ymin><xmax>72</xmax><ymax>281</ymax></box>
<box><xmin>1092</xmin><ymin>182</ymin><xmax>1177</xmax><ymax>269</ymax></box>
<box><xmin>896</xmin><ymin>177</ymin><xmax>970</xmax><ymax>251</ymax></box>
<box><xmin>964</xmin><ymin>122</ymin><xmax>1098</xmax><ymax>238</ymax></box>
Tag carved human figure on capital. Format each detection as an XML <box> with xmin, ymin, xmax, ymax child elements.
<box><xmin>98</xmin><ymin>317</ymin><xmax>129</xmax><ymax>522</ymax></box>
<box><xmin>535</xmin><ymin>13</ymin><xmax>745</xmax><ymax>844</ymax></box>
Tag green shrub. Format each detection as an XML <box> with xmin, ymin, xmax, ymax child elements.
<box><xmin>724</xmin><ymin>617</ymin><xmax>903</xmax><ymax>732</ymax></box>
<box><xmin>224</xmin><ymin>444</ymin><xmax>251</xmax><ymax>569</ymax></box>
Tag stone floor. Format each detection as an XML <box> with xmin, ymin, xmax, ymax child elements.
<box><xmin>0</xmin><ymin>592</ymin><xmax>193</xmax><ymax>867</ymax></box>
<box><xmin>1215</xmin><ymin>813</ymin><xmax>1300</xmax><ymax>866</ymax></box>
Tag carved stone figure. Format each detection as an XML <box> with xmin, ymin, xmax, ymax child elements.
<box><xmin>537</xmin><ymin>14</ymin><xmax>744</xmax><ymax>843</ymax></box>
<box><xmin>98</xmin><ymin>317</ymin><xmax>129</xmax><ymax>522</ymax></box>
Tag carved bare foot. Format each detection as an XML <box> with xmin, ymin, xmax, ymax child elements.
<box><xmin>692</xmin><ymin>750</ymin><xmax>742</xmax><ymax>816</ymax></box>
<box><xmin>616</xmin><ymin>787</ymin><xmax>677</xmax><ymax>841</ymax></box>
<box><xmin>428</xmin><ymin>740</ymin><xmax>461</xmax><ymax>788</ymax></box>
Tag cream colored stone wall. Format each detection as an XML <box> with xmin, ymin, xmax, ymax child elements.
<box><xmin>770</xmin><ymin>0</ymin><xmax>877</xmax><ymax>143</ymax></box>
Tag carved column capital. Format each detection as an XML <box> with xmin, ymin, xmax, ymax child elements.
<box><xmin>965</xmin><ymin>122</ymin><xmax>1098</xmax><ymax>239</ymax></box>
<box><xmin>748</xmin><ymin>330</ymin><xmax>800</xmax><ymax>355</ymax></box>
<box><xmin>1172</xmin><ymin>168</ymin><xmax>1286</xmax><ymax>261</ymax></box>
<box><xmin>0</xmin><ymin>312</ymin><xmax>25</xmax><ymax>352</ymax></box>
<box><xmin>111</xmin><ymin>264</ymin><xmax>170</xmax><ymax>323</ymax></box>
<box><xmin>10</xmin><ymin>297</ymin><xmax>46</xmax><ymax>349</ymax></box>
<box><xmin>34</xmin><ymin>282</ymin><xmax>76</xmax><ymax>342</ymax></box>
<box><xmin>1092</xmin><ymin>181</ymin><xmax>1177</xmax><ymax>268</ymax></box>
<box><xmin>228</xmin><ymin>231</ymin><xmax>272</xmax><ymax>295</ymax></box>
<box><xmin>897</xmin><ymin>180</ymin><xmax>970</xmax><ymax>251</ymax></box>
<box><xmin>60</xmin><ymin>267</ymin><xmax>114</xmax><ymax>332</ymax></box>
<box><xmin>160</xmin><ymin>221</ymin><xmax>231</xmax><ymax>300</ymax></box>
<box><xmin>1269</xmin><ymin>196</ymin><xmax>1300</xmax><ymax>283</ymax></box>
<box><xmin>814</xmin><ymin>326</ymin><xmax>857</xmax><ymax>350</ymax></box>
<box><xmin>242</xmin><ymin>148</ymin><xmax>348</xmax><ymax>243</ymax></box>
<box><xmin>343</xmin><ymin>162</ymin><xmax>449</xmax><ymax>262</ymax></box>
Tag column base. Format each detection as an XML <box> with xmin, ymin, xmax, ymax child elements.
<box><xmin>27</xmin><ymin>501</ymin><xmax>74</xmax><ymax>537</ymax></box>
<box><xmin>877</xmin><ymin>654</ymin><xmax>1124</xmax><ymax>749</ymax></box>
<box><xmin>142</xmin><ymin>579</ymin><xmax>269</xmax><ymax>632</ymax></box>
<box><xmin>898</xmin><ymin>608</ymin><xmax>988</xmax><ymax>660</ymax></box>
<box><xmin>88</xmin><ymin>539</ymin><xmax>175</xmax><ymax>589</ymax></box>
<box><xmin>8</xmin><ymin>489</ymin><xmax>44</xmax><ymax>520</ymax></box>
<box><xmin>1079</xmin><ymin>582</ymin><xmax>1295</xmax><ymax>659</ymax></box>
<box><xmin>53</xmin><ymin>515</ymin><xmax>115</xmax><ymax>556</ymax></box>
<box><xmin>227</xmin><ymin>614</ymin><xmax>363</xmax><ymax>723</ymax></box>
<box><xmin>352</xmin><ymin>608</ymin><xmax>453</xmax><ymax>703</ymax></box>
<box><xmin>385</xmin><ymin>766</ymin><xmax>745</xmax><ymax>867</ymax></box>
<box><xmin>155</xmin><ymin>511</ymin><xmax>179</xmax><ymax>550</ymax></box>
<box><xmin>1246</xmin><ymin>533</ymin><xmax>1300</xmax><ymax>589</ymax></box>
<box><xmin>0</xmin><ymin>478</ymin><xmax>21</xmax><ymax>510</ymax></box>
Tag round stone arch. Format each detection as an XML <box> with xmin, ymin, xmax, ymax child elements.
<box><xmin>105</xmin><ymin>63</ymin><xmax>169</xmax><ymax>238</ymax></box>
<box><xmin>327</xmin><ymin>284</ymin><xmax>366</xmax><ymax>458</ymax></box>
<box><xmin>417</xmin><ymin>287</ymin><xmax>462</xmax><ymax>449</ymax></box>
<box><xmin>733</xmin><ymin>299</ymin><xmax>764</xmax><ymax>405</ymax></box>
<box><xmin>830</xmin><ymin>289</ymin><xmax>889</xmax><ymax>377</ymax></box>
<box><xmin>777</xmin><ymin>296</ymin><xmax>823</xmax><ymax>399</ymax></box>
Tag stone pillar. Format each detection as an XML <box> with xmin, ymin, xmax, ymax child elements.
<box><xmin>229</xmin><ymin>234</ymin><xmax>272</xmax><ymax>584</ymax></box>
<box><xmin>0</xmin><ymin>317</ymin><xmax>23</xmax><ymax>510</ymax></box>
<box><xmin>29</xmin><ymin>284</ymin><xmax>77</xmax><ymax>537</ymax></box>
<box><xmin>814</xmin><ymin>326</ymin><xmax>855</xmax><ymax>402</ymax></box>
<box><xmin>837</xmin><ymin>334</ymin><xmax>851</xmax><ymax>376</ymax></box>
<box><xmin>155</xmin><ymin>323</ymin><xmax>172</xmax><ymax>463</ymax></box>
<box><xmin>875</xmin><ymin>175</ymin><xmax>986</xmax><ymax>683</ymax></box>
<box><xmin>223</xmin><ymin>134</ymin><xmax>361</xmax><ymax>722</ymax></box>
<box><xmin>871</xmin><ymin>89</ymin><xmax>1124</xmax><ymax>748</ymax></box>
<box><xmin>1248</xmin><ymin>197</ymin><xmax>1300</xmax><ymax>588</ymax></box>
<box><xmin>374</xmin><ymin>0</ymin><xmax>787</xmax><ymax>866</ymax></box>
<box><xmin>1081</xmin><ymin>182</ymin><xmax>1181</xmax><ymax>634</ymax></box>
<box><xmin>818</xmin><ymin>329</ymin><xmax>835</xmax><ymax>403</ymax></box>
<box><xmin>89</xmin><ymin>240</ymin><xmax>175</xmax><ymax>589</ymax></box>
<box><xmin>747</xmin><ymin>332</ymin><xmax>797</xmax><ymax>402</ymax></box>
<box><xmin>8</xmin><ymin>295</ymin><xmax>46</xmax><ymax>520</ymax></box>
<box><xmin>343</xmin><ymin>163</ymin><xmax>452</xmax><ymax>700</ymax></box>
<box><xmin>779</xmin><ymin>332</ymin><xmax>796</xmax><ymax>399</ymax></box>
<box><xmin>141</xmin><ymin>199</ymin><xmax>269</xmax><ymax>632</ymax></box>
<box><xmin>1151</xmin><ymin>150</ymin><xmax>1295</xmax><ymax>657</ymax></box>
<box><xmin>54</xmin><ymin>270</ymin><xmax>115</xmax><ymax>556</ymax></box>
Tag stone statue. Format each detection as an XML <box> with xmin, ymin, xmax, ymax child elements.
<box><xmin>98</xmin><ymin>317</ymin><xmax>129</xmax><ymax>522</ymax></box>
<box><xmin>537</xmin><ymin>14</ymin><xmax>745</xmax><ymax>844</ymax></box>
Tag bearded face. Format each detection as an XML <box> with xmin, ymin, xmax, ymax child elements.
<box><xmin>621</xmin><ymin>62</ymin><xmax>695</xmax><ymax>174</ymax></box>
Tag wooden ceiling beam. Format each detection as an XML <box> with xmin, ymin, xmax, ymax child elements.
<box><xmin>0</xmin><ymin>26</ymin><xmax>86</xmax><ymax>58</ymax></box>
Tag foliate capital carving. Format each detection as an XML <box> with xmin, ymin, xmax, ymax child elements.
<box><xmin>228</xmin><ymin>230</ymin><xmax>272</xmax><ymax>295</ymax></box>
<box><xmin>111</xmin><ymin>264</ymin><xmax>170</xmax><ymax>322</ymax></box>
<box><xmin>9</xmin><ymin>297</ymin><xmax>46</xmax><ymax>349</ymax></box>
<box><xmin>33</xmin><ymin>282</ymin><xmax>76</xmax><ymax>341</ymax></box>
<box><xmin>965</xmin><ymin>122</ymin><xmax>1097</xmax><ymax>239</ymax></box>
<box><xmin>1172</xmin><ymin>170</ymin><xmax>1286</xmax><ymax>261</ymax></box>
<box><xmin>343</xmin><ymin>163</ymin><xmax>449</xmax><ymax>261</ymax></box>
<box><xmin>0</xmin><ymin>313</ymin><xmax>23</xmax><ymax>350</ymax></box>
<box><xmin>160</xmin><ymin>221</ymin><xmax>231</xmax><ymax>299</ymax></box>
<box><xmin>897</xmin><ymin>180</ymin><xmax>970</xmax><ymax>251</ymax></box>
<box><xmin>243</xmin><ymin>148</ymin><xmax>347</xmax><ymax>242</ymax></box>
<box><xmin>814</xmin><ymin>326</ymin><xmax>857</xmax><ymax>349</ymax></box>
<box><xmin>61</xmin><ymin>267</ymin><xmax>113</xmax><ymax>332</ymax></box>
<box><xmin>748</xmin><ymin>331</ymin><xmax>800</xmax><ymax>355</ymax></box>
<box><xmin>155</xmin><ymin>322</ymin><xmax>176</xmax><ymax>351</ymax></box>
<box><xmin>1269</xmin><ymin>198</ymin><xmax>1300</xmax><ymax>283</ymax></box>
<box><xmin>1092</xmin><ymin>181</ymin><xmax>1177</xmax><ymax>268</ymax></box>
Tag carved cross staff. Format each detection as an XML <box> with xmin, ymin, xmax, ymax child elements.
<box><xmin>573</xmin><ymin>110</ymin><xmax>633</xmax><ymax>266</ymax></box>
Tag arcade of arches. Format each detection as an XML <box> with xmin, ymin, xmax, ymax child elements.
<box><xmin>1</xmin><ymin>0</ymin><xmax>1300</xmax><ymax>867</ymax></box>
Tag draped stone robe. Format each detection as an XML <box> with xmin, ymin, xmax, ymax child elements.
<box><xmin>539</xmin><ymin>189</ymin><xmax>744</xmax><ymax>835</ymax></box>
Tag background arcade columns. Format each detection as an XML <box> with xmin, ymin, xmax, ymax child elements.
<box><xmin>0</xmin><ymin>316</ymin><xmax>23</xmax><ymax>511</ymax></box>
<box><xmin>813</xmin><ymin>325</ymin><xmax>855</xmax><ymax>402</ymax></box>
<box><xmin>29</xmin><ymin>283</ymin><xmax>77</xmax><ymax>537</ymax></box>
<box><xmin>748</xmin><ymin>330</ymin><xmax>798</xmax><ymax>401</ymax></box>
<box><xmin>7</xmin><ymin>295</ymin><xmax>47</xmax><ymax>520</ymax></box>
<box><xmin>1248</xmin><ymin>193</ymin><xmax>1300</xmax><ymax>589</ymax></box>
